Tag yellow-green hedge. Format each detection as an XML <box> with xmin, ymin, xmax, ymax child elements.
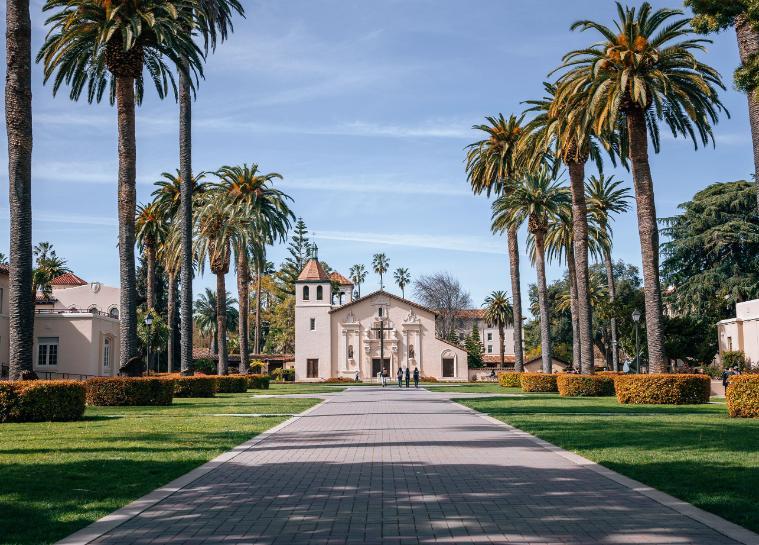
<box><xmin>216</xmin><ymin>375</ymin><xmax>248</xmax><ymax>393</ymax></box>
<box><xmin>497</xmin><ymin>372</ymin><xmax>521</xmax><ymax>388</ymax></box>
<box><xmin>557</xmin><ymin>374</ymin><xmax>615</xmax><ymax>397</ymax></box>
<box><xmin>0</xmin><ymin>381</ymin><xmax>86</xmax><ymax>422</ymax></box>
<box><xmin>247</xmin><ymin>374</ymin><xmax>271</xmax><ymax>390</ymax></box>
<box><xmin>726</xmin><ymin>375</ymin><xmax>759</xmax><ymax>418</ymax></box>
<box><xmin>85</xmin><ymin>377</ymin><xmax>174</xmax><ymax>406</ymax></box>
<box><xmin>174</xmin><ymin>376</ymin><xmax>217</xmax><ymax>398</ymax></box>
<box><xmin>614</xmin><ymin>374</ymin><xmax>710</xmax><ymax>404</ymax></box>
<box><xmin>520</xmin><ymin>373</ymin><xmax>558</xmax><ymax>392</ymax></box>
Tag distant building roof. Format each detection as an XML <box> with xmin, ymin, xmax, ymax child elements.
<box><xmin>482</xmin><ymin>354</ymin><xmax>516</xmax><ymax>364</ymax></box>
<box><xmin>51</xmin><ymin>272</ymin><xmax>87</xmax><ymax>287</ymax></box>
<box><xmin>329</xmin><ymin>271</ymin><xmax>353</xmax><ymax>286</ymax></box>
<box><xmin>297</xmin><ymin>259</ymin><xmax>331</xmax><ymax>282</ymax></box>
<box><xmin>456</xmin><ymin>309</ymin><xmax>486</xmax><ymax>320</ymax></box>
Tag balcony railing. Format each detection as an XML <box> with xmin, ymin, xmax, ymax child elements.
<box><xmin>35</xmin><ymin>308</ymin><xmax>112</xmax><ymax>318</ymax></box>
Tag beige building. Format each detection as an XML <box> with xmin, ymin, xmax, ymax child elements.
<box><xmin>717</xmin><ymin>299</ymin><xmax>759</xmax><ymax>368</ymax></box>
<box><xmin>294</xmin><ymin>256</ymin><xmax>468</xmax><ymax>381</ymax></box>
<box><xmin>452</xmin><ymin>309</ymin><xmax>517</xmax><ymax>365</ymax></box>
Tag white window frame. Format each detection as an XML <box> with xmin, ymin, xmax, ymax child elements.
<box><xmin>38</xmin><ymin>337</ymin><xmax>59</xmax><ymax>367</ymax></box>
<box><xmin>103</xmin><ymin>337</ymin><xmax>112</xmax><ymax>368</ymax></box>
<box><xmin>487</xmin><ymin>345</ymin><xmax>493</xmax><ymax>354</ymax></box>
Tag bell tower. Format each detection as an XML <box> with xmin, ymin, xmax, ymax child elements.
<box><xmin>294</xmin><ymin>245</ymin><xmax>333</xmax><ymax>381</ymax></box>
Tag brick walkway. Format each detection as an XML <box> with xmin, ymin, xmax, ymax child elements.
<box><xmin>72</xmin><ymin>388</ymin><xmax>754</xmax><ymax>545</ymax></box>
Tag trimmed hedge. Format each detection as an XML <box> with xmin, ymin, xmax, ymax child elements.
<box><xmin>216</xmin><ymin>375</ymin><xmax>248</xmax><ymax>393</ymax></box>
<box><xmin>597</xmin><ymin>371</ymin><xmax>625</xmax><ymax>376</ymax></box>
<box><xmin>726</xmin><ymin>375</ymin><xmax>759</xmax><ymax>418</ymax></box>
<box><xmin>85</xmin><ymin>377</ymin><xmax>174</xmax><ymax>406</ymax></box>
<box><xmin>557</xmin><ymin>374</ymin><xmax>615</xmax><ymax>397</ymax></box>
<box><xmin>497</xmin><ymin>372</ymin><xmax>522</xmax><ymax>388</ymax></box>
<box><xmin>174</xmin><ymin>376</ymin><xmax>217</xmax><ymax>398</ymax></box>
<box><xmin>614</xmin><ymin>374</ymin><xmax>711</xmax><ymax>405</ymax></box>
<box><xmin>0</xmin><ymin>381</ymin><xmax>86</xmax><ymax>423</ymax></box>
<box><xmin>248</xmin><ymin>374</ymin><xmax>271</xmax><ymax>389</ymax></box>
<box><xmin>520</xmin><ymin>373</ymin><xmax>558</xmax><ymax>392</ymax></box>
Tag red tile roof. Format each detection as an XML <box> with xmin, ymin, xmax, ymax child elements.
<box><xmin>456</xmin><ymin>309</ymin><xmax>486</xmax><ymax>319</ymax></box>
<box><xmin>482</xmin><ymin>354</ymin><xmax>516</xmax><ymax>364</ymax></box>
<box><xmin>329</xmin><ymin>271</ymin><xmax>353</xmax><ymax>286</ymax></box>
<box><xmin>297</xmin><ymin>259</ymin><xmax>331</xmax><ymax>282</ymax></box>
<box><xmin>51</xmin><ymin>272</ymin><xmax>87</xmax><ymax>286</ymax></box>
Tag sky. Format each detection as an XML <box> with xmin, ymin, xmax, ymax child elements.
<box><xmin>0</xmin><ymin>0</ymin><xmax>754</xmax><ymax>314</ymax></box>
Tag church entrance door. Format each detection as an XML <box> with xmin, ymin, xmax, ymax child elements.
<box><xmin>372</xmin><ymin>358</ymin><xmax>390</xmax><ymax>376</ymax></box>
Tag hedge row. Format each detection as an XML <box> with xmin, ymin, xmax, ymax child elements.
<box><xmin>0</xmin><ymin>381</ymin><xmax>86</xmax><ymax>422</ymax></box>
<box><xmin>557</xmin><ymin>375</ymin><xmax>615</xmax><ymax>397</ymax></box>
<box><xmin>86</xmin><ymin>377</ymin><xmax>174</xmax><ymax>406</ymax></box>
<box><xmin>520</xmin><ymin>373</ymin><xmax>558</xmax><ymax>392</ymax></box>
<box><xmin>497</xmin><ymin>372</ymin><xmax>522</xmax><ymax>388</ymax></box>
<box><xmin>614</xmin><ymin>374</ymin><xmax>710</xmax><ymax>405</ymax></box>
<box><xmin>173</xmin><ymin>376</ymin><xmax>218</xmax><ymax>398</ymax></box>
<box><xmin>248</xmin><ymin>374</ymin><xmax>271</xmax><ymax>389</ymax></box>
<box><xmin>216</xmin><ymin>375</ymin><xmax>248</xmax><ymax>394</ymax></box>
<box><xmin>726</xmin><ymin>375</ymin><xmax>759</xmax><ymax>418</ymax></box>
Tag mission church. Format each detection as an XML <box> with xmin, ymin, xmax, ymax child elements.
<box><xmin>294</xmin><ymin>250</ymin><xmax>468</xmax><ymax>381</ymax></box>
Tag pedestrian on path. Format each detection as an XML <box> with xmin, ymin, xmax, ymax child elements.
<box><xmin>397</xmin><ymin>367</ymin><xmax>403</xmax><ymax>388</ymax></box>
<box><xmin>382</xmin><ymin>368</ymin><xmax>388</xmax><ymax>387</ymax></box>
<box><xmin>405</xmin><ymin>366</ymin><xmax>410</xmax><ymax>388</ymax></box>
<box><xmin>413</xmin><ymin>367</ymin><xmax>419</xmax><ymax>388</ymax></box>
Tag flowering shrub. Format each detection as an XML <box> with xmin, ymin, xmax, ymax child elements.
<box><xmin>0</xmin><ymin>381</ymin><xmax>86</xmax><ymax>422</ymax></box>
<box><xmin>597</xmin><ymin>371</ymin><xmax>625</xmax><ymax>376</ymax></box>
<box><xmin>173</xmin><ymin>376</ymin><xmax>217</xmax><ymax>397</ymax></box>
<box><xmin>614</xmin><ymin>374</ymin><xmax>710</xmax><ymax>404</ymax></box>
<box><xmin>86</xmin><ymin>377</ymin><xmax>174</xmax><ymax>406</ymax></box>
<box><xmin>249</xmin><ymin>360</ymin><xmax>266</xmax><ymax>374</ymax></box>
<box><xmin>247</xmin><ymin>374</ymin><xmax>271</xmax><ymax>390</ymax></box>
<box><xmin>323</xmin><ymin>377</ymin><xmax>356</xmax><ymax>383</ymax></box>
<box><xmin>726</xmin><ymin>375</ymin><xmax>759</xmax><ymax>418</ymax></box>
<box><xmin>216</xmin><ymin>375</ymin><xmax>248</xmax><ymax>393</ymax></box>
<box><xmin>520</xmin><ymin>373</ymin><xmax>558</xmax><ymax>392</ymax></box>
<box><xmin>271</xmin><ymin>368</ymin><xmax>295</xmax><ymax>382</ymax></box>
<box><xmin>498</xmin><ymin>372</ymin><xmax>522</xmax><ymax>388</ymax></box>
<box><xmin>557</xmin><ymin>374</ymin><xmax>615</xmax><ymax>397</ymax></box>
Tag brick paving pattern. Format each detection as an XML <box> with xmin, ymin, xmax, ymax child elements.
<box><xmin>87</xmin><ymin>388</ymin><xmax>744</xmax><ymax>544</ymax></box>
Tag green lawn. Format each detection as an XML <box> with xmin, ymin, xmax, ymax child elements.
<box><xmin>0</xmin><ymin>393</ymin><xmax>320</xmax><ymax>545</ymax></box>
<box><xmin>456</xmin><ymin>390</ymin><xmax>759</xmax><ymax>533</ymax></box>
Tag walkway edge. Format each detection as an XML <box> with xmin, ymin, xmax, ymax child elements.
<box><xmin>54</xmin><ymin>398</ymin><xmax>330</xmax><ymax>545</ymax></box>
<box><xmin>457</xmin><ymin>402</ymin><xmax>759</xmax><ymax>545</ymax></box>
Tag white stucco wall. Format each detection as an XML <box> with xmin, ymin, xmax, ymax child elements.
<box><xmin>51</xmin><ymin>283</ymin><xmax>120</xmax><ymax>316</ymax></box>
<box><xmin>294</xmin><ymin>280</ymin><xmax>333</xmax><ymax>381</ymax></box>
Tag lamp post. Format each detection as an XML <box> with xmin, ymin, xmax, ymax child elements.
<box><xmin>632</xmin><ymin>309</ymin><xmax>641</xmax><ymax>374</ymax></box>
<box><xmin>145</xmin><ymin>314</ymin><xmax>154</xmax><ymax>375</ymax></box>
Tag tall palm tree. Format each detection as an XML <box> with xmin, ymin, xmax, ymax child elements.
<box><xmin>215</xmin><ymin>164</ymin><xmax>293</xmax><ymax>373</ymax></box>
<box><xmin>393</xmin><ymin>268</ymin><xmax>411</xmax><ymax>298</ymax></box>
<box><xmin>482</xmin><ymin>291</ymin><xmax>513</xmax><ymax>368</ymax></box>
<box><xmin>136</xmin><ymin>202</ymin><xmax>168</xmax><ymax>310</ymax></box>
<box><xmin>157</xmin><ymin>223</ymin><xmax>184</xmax><ymax>372</ymax></box>
<box><xmin>193</xmin><ymin>287</ymin><xmax>238</xmax><ymax>355</ymax></box>
<box><xmin>152</xmin><ymin>170</ymin><xmax>210</xmax><ymax>218</ymax></box>
<box><xmin>177</xmin><ymin>0</ymin><xmax>243</xmax><ymax>377</ymax></box>
<box><xmin>38</xmin><ymin>0</ymin><xmax>204</xmax><ymax>370</ymax></box>
<box><xmin>557</xmin><ymin>2</ymin><xmax>726</xmax><ymax>372</ymax></box>
<box><xmin>466</xmin><ymin>114</ymin><xmax>527</xmax><ymax>372</ymax></box>
<box><xmin>6</xmin><ymin>0</ymin><xmax>33</xmax><ymax>380</ymax></box>
<box><xmin>349</xmin><ymin>264</ymin><xmax>367</xmax><ymax>297</ymax></box>
<box><xmin>586</xmin><ymin>174</ymin><xmax>631</xmax><ymax>371</ymax></box>
<box><xmin>372</xmin><ymin>253</ymin><xmax>389</xmax><ymax>290</ymax></box>
<box><xmin>492</xmin><ymin>168</ymin><xmax>570</xmax><ymax>373</ymax></box>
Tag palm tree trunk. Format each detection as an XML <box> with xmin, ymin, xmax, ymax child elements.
<box><xmin>116</xmin><ymin>76</ymin><xmax>138</xmax><ymax>369</ymax></box>
<box><xmin>178</xmin><ymin>65</ymin><xmax>194</xmax><ymax>375</ymax></box>
<box><xmin>237</xmin><ymin>248</ymin><xmax>250</xmax><ymax>374</ymax></box>
<box><xmin>255</xmin><ymin>267</ymin><xmax>262</xmax><ymax>354</ymax></box>
<box><xmin>568</xmin><ymin>160</ymin><xmax>594</xmax><ymax>374</ymax></box>
<box><xmin>357</xmin><ymin>282</ymin><xmax>361</xmax><ymax>298</ymax></box>
<box><xmin>568</xmin><ymin>246</ymin><xmax>581</xmax><ymax>372</ymax></box>
<box><xmin>216</xmin><ymin>271</ymin><xmax>228</xmax><ymax>375</ymax></box>
<box><xmin>603</xmin><ymin>247</ymin><xmax>619</xmax><ymax>371</ymax></box>
<box><xmin>627</xmin><ymin>108</ymin><xmax>666</xmax><ymax>373</ymax></box>
<box><xmin>5</xmin><ymin>0</ymin><xmax>34</xmax><ymax>380</ymax></box>
<box><xmin>499</xmin><ymin>325</ymin><xmax>505</xmax><ymax>367</ymax></box>
<box><xmin>507</xmin><ymin>226</ymin><xmax>524</xmax><ymax>372</ymax></box>
<box><xmin>145</xmin><ymin>244</ymin><xmax>155</xmax><ymax>310</ymax></box>
<box><xmin>533</xmin><ymin>231</ymin><xmax>553</xmax><ymax>374</ymax></box>
<box><xmin>735</xmin><ymin>15</ymin><xmax>759</xmax><ymax>211</ymax></box>
<box><xmin>166</xmin><ymin>270</ymin><xmax>176</xmax><ymax>373</ymax></box>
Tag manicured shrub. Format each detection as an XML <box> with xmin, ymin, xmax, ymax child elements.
<box><xmin>614</xmin><ymin>374</ymin><xmax>710</xmax><ymax>405</ymax></box>
<box><xmin>323</xmin><ymin>377</ymin><xmax>356</xmax><ymax>383</ymax></box>
<box><xmin>173</xmin><ymin>376</ymin><xmax>217</xmax><ymax>398</ymax></box>
<box><xmin>271</xmin><ymin>368</ymin><xmax>295</xmax><ymax>382</ymax></box>
<box><xmin>216</xmin><ymin>375</ymin><xmax>248</xmax><ymax>393</ymax></box>
<box><xmin>520</xmin><ymin>373</ymin><xmax>558</xmax><ymax>392</ymax></box>
<box><xmin>498</xmin><ymin>372</ymin><xmax>521</xmax><ymax>388</ymax></box>
<box><xmin>597</xmin><ymin>371</ymin><xmax>625</xmax><ymax>376</ymax></box>
<box><xmin>1</xmin><ymin>381</ymin><xmax>86</xmax><ymax>422</ymax></box>
<box><xmin>420</xmin><ymin>376</ymin><xmax>438</xmax><ymax>383</ymax></box>
<box><xmin>85</xmin><ymin>377</ymin><xmax>174</xmax><ymax>406</ymax></box>
<box><xmin>726</xmin><ymin>375</ymin><xmax>759</xmax><ymax>418</ymax></box>
<box><xmin>557</xmin><ymin>374</ymin><xmax>615</xmax><ymax>397</ymax></box>
<box><xmin>248</xmin><ymin>374</ymin><xmax>271</xmax><ymax>389</ymax></box>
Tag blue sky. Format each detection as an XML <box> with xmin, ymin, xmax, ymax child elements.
<box><xmin>0</xmin><ymin>0</ymin><xmax>753</xmax><ymax>314</ymax></box>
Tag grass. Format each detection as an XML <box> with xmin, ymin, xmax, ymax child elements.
<box><xmin>0</xmin><ymin>392</ymin><xmax>320</xmax><ymax>545</ymax></box>
<box><xmin>455</xmin><ymin>388</ymin><xmax>759</xmax><ymax>533</ymax></box>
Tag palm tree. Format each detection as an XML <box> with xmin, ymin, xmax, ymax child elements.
<box><xmin>349</xmin><ymin>264</ymin><xmax>367</xmax><ymax>297</ymax></box>
<box><xmin>38</xmin><ymin>0</ymin><xmax>204</xmax><ymax>370</ymax></box>
<box><xmin>157</xmin><ymin>223</ymin><xmax>184</xmax><ymax>372</ymax></box>
<box><xmin>152</xmin><ymin>170</ymin><xmax>210</xmax><ymax>218</ymax></box>
<box><xmin>482</xmin><ymin>291</ymin><xmax>513</xmax><ymax>368</ymax></box>
<box><xmin>136</xmin><ymin>202</ymin><xmax>168</xmax><ymax>310</ymax></box>
<box><xmin>215</xmin><ymin>164</ymin><xmax>293</xmax><ymax>373</ymax></box>
<box><xmin>177</xmin><ymin>0</ymin><xmax>243</xmax><ymax>377</ymax></box>
<box><xmin>466</xmin><ymin>113</ymin><xmax>527</xmax><ymax>372</ymax></box>
<box><xmin>0</xmin><ymin>253</ymin><xmax>7</xmax><ymax>265</ymax></box>
<box><xmin>6</xmin><ymin>0</ymin><xmax>34</xmax><ymax>380</ymax></box>
<box><xmin>394</xmin><ymin>268</ymin><xmax>411</xmax><ymax>298</ymax></box>
<box><xmin>372</xmin><ymin>254</ymin><xmax>389</xmax><ymax>290</ymax></box>
<box><xmin>492</xmin><ymin>168</ymin><xmax>569</xmax><ymax>373</ymax></box>
<box><xmin>193</xmin><ymin>287</ymin><xmax>238</xmax><ymax>355</ymax></box>
<box><xmin>586</xmin><ymin>174</ymin><xmax>631</xmax><ymax>371</ymax></box>
<box><xmin>557</xmin><ymin>2</ymin><xmax>727</xmax><ymax>372</ymax></box>
<box><xmin>32</xmin><ymin>253</ymin><xmax>72</xmax><ymax>299</ymax></box>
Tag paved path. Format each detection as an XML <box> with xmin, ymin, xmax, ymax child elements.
<box><xmin>68</xmin><ymin>388</ymin><xmax>756</xmax><ymax>545</ymax></box>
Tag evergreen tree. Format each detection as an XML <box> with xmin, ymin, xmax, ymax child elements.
<box><xmin>465</xmin><ymin>323</ymin><xmax>484</xmax><ymax>368</ymax></box>
<box><xmin>277</xmin><ymin>218</ymin><xmax>311</xmax><ymax>296</ymax></box>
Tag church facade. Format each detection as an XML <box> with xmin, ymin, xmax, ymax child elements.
<box><xmin>294</xmin><ymin>257</ymin><xmax>467</xmax><ymax>381</ymax></box>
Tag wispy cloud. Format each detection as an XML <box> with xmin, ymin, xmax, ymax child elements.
<box><xmin>316</xmin><ymin>230</ymin><xmax>502</xmax><ymax>255</ymax></box>
<box><xmin>31</xmin><ymin>160</ymin><xmax>158</xmax><ymax>185</ymax></box>
<box><xmin>0</xmin><ymin>209</ymin><xmax>117</xmax><ymax>227</ymax></box>
<box><xmin>286</xmin><ymin>175</ymin><xmax>468</xmax><ymax>196</ymax></box>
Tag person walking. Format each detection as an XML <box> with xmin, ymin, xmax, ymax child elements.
<box><xmin>382</xmin><ymin>367</ymin><xmax>388</xmax><ymax>387</ymax></box>
<box><xmin>397</xmin><ymin>367</ymin><xmax>403</xmax><ymax>388</ymax></box>
<box><xmin>355</xmin><ymin>370</ymin><xmax>360</xmax><ymax>382</ymax></box>
<box><xmin>413</xmin><ymin>367</ymin><xmax>420</xmax><ymax>388</ymax></box>
<box><xmin>405</xmin><ymin>366</ymin><xmax>410</xmax><ymax>388</ymax></box>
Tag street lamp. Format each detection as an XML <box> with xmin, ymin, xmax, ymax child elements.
<box><xmin>144</xmin><ymin>314</ymin><xmax>154</xmax><ymax>375</ymax></box>
<box><xmin>631</xmin><ymin>309</ymin><xmax>641</xmax><ymax>374</ymax></box>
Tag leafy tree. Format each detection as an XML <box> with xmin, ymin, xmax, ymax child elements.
<box><xmin>413</xmin><ymin>272</ymin><xmax>472</xmax><ymax>338</ymax></box>
<box><xmin>193</xmin><ymin>288</ymin><xmax>238</xmax><ymax>356</ymax></box>
<box><xmin>264</xmin><ymin>295</ymin><xmax>295</xmax><ymax>354</ymax></box>
<box><xmin>137</xmin><ymin>307</ymin><xmax>168</xmax><ymax>372</ymax></box>
<box><xmin>464</xmin><ymin>323</ymin><xmax>484</xmax><ymax>368</ymax></box>
<box><xmin>482</xmin><ymin>291</ymin><xmax>513</xmax><ymax>368</ymax></box>
<box><xmin>372</xmin><ymin>253</ymin><xmax>389</xmax><ymax>290</ymax></box>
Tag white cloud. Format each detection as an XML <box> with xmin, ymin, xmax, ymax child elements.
<box><xmin>0</xmin><ymin>209</ymin><xmax>116</xmax><ymax>227</ymax></box>
<box><xmin>316</xmin><ymin>230</ymin><xmax>502</xmax><ymax>255</ymax></box>
<box><xmin>286</xmin><ymin>175</ymin><xmax>468</xmax><ymax>197</ymax></box>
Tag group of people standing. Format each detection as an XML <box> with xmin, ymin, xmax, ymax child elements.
<box><xmin>393</xmin><ymin>366</ymin><xmax>420</xmax><ymax>388</ymax></box>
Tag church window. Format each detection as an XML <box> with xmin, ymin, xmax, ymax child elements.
<box><xmin>310</xmin><ymin>318</ymin><xmax>316</xmax><ymax>330</ymax></box>
<box><xmin>487</xmin><ymin>332</ymin><xmax>492</xmax><ymax>341</ymax></box>
<box><xmin>487</xmin><ymin>345</ymin><xmax>493</xmax><ymax>354</ymax></box>
<box><xmin>316</xmin><ymin>285</ymin><xmax>323</xmax><ymax>300</ymax></box>
<box><xmin>378</xmin><ymin>307</ymin><xmax>383</xmax><ymax>317</ymax></box>
<box><xmin>303</xmin><ymin>286</ymin><xmax>310</xmax><ymax>301</ymax></box>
